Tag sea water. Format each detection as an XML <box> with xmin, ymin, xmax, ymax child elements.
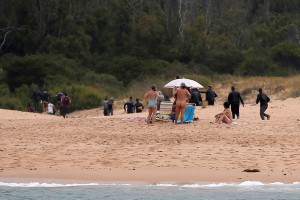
<box><xmin>0</xmin><ymin>181</ymin><xmax>300</xmax><ymax>200</ymax></box>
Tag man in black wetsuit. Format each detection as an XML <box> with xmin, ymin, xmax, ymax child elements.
<box><xmin>189</xmin><ymin>88</ymin><xmax>202</xmax><ymax>106</ymax></box>
<box><xmin>256</xmin><ymin>88</ymin><xmax>271</xmax><ymax>120</ymax></box>
<box><xmin>124</xmin><ymin>96</ymin><xmax>135</xmax><ymax>113</ymax></box>
<box><xmin>200</xmin><ymin>86</ymin><xmax>217</xmax><ymax>106</ymax></box>
<box><xmin>228</xmin><ymin>86</ymin><xmax>244</xmax><ymax>119</ymax></box>
<box><xmin>134</xmin><ymin>98</ymin><xmax>144</xmax><ymax>113</ymax></box>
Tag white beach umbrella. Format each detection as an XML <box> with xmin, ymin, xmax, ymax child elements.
<box><xmin>163</xmin><ymin>78</ymin><xmax>204</xmax><ymax>89</ymax></box>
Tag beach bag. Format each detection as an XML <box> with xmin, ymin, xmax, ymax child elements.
<box><xmin>261</xmin><ymin>93</ymin><xmax>270</xmax><ymax>103</ymax></box>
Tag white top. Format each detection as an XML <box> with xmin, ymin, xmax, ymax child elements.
<box><xmin>47</xmin><ymin>103</ymin><xmax>55</xmax><ymax>114</ymax></box>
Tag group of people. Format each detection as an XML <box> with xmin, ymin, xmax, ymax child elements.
<box><xmin>188</xmin><ymin>85</ymin><xmax>218</xmax><ymax>106</ymax></box>
<box><xmin>103</xmin><ymin>97</ymin><xmax>114</xmax><ymax>116</ymax></box>
<box><xmin>142</xmin><ymin>83</ymin><xmax>271</xmax><ymax>125</ymax></box>
<box><xmin>102</xmin><ymin>80</ymin><xmax>271</xmax><ymax>125</ymax></box>
<box><xmin>30</xmin><ymin>90</ymin><xmax>71</xmax><ymax>118</ymax></box>
<box><xmin>122</xmin><ymin>97</ymin><xmax>145</xmax><ymax>114</ymax></box>
<box><xmin>214</xmin><ymin>87</ymin><xmax>271</xmax><ymax>124</ymax></box>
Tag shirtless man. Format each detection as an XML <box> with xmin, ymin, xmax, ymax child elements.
<box><xmin>214</xmin><ymin>102</ymin><xmax>232</xmax><ymax>124</ymax></box>
<box><xmin>144</xmin><ymin>85</ymin><xmax>160</xmax><ymax>124</ymax></box>
<box><xmin>172</xmin><ymin>83</ymin><xmax>191</xmax><ymax>124</ymax></box>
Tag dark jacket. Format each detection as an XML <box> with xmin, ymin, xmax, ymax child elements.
<box><xmin>228</xmin><ymin>91</ymin><xmax>244</xmax><ymax>105</ymax></box>
<box><xmin>205</xmin><ymin>89</ymin><xmax>217</xmax><ymax>102</ymax></box>
<box><xmin>256</xmin><ymin>93</ymin><xmax>270</xmax><ymax>106</ymax></box>
<box><xmin>190</xmin><ymin>90</ymin><xmax>202</xmax><ymax>105</ymax></box>
<box><xmin>135</xmin><ymin>102</ymin><xmax>144</xmax><ymax>113</ymax></box>
<box><xmin>41</xmin><ymin>91</ymin><xmax>50</xmax><ymax>102</ymax></box>
<box><xmin>124</xmin><ymin>100</ymin><xmax>135</xmax><ymax>113</ymax></box>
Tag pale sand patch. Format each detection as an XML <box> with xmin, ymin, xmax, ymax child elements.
<box><xmin>0</xmin><ymin>97</ymin><xmax>300</xmax><ymax>183</ymax></box>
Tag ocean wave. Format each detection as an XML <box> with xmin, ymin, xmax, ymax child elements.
<box><xmin>150</xmin><ymin>181</ymin><xmax>300</xmax><ymax>188</ymax></box>
<box><xmin>0</xmin><ymin>181</ymin><xmax>299</xmax><ymax>188</ymax></box>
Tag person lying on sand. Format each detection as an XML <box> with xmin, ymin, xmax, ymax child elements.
<box><xmin>214</xmin><ymin>102</ymin><xmax>232</xmax><ymax>124</ymax></box>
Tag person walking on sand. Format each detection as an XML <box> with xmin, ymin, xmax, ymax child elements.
<box><xmin>172</xmin><ymin>82</ymin><xmax>191</xmax><ymax>124</ymax></box>
<box><xmin>60</xmin><ymin>93</ymin><xmax>71</xmax><ymax>118</ymax></box>
<box><xmin>134</xmin><ymin>98</ymin><xmax>144</xmax><ymax>113</ymax></box>
<box><xmin>214</xmin><ymin>102</ymin><xmax>232</xmax><ymax>124</ymax></box>
<box><xmin>200</xmin><ymin>86</ymin><xmax>217</xmax><ymax>106</ymax></box>
<box><xmin>256</xmin><ymin>88</ymin><xmax>271</xmax><ymax>120</ymax></box>
<box><xmin>124</xmin><ymin>97</ymin><xmax>135</xmax><ymax>114</ymax></box>
<box><xmin>103</xmin><ymin>98</ymin><xmax>109</xmax><ymax>116</ymax></box>
<box><xmin>228</xmin><ymin>86</ymin><xmax>244</xmax><ymax>119</ymax></box>
<box><xmin>108</xmin><ymin>97</ymin><xmax>114</xmax><ymax>116</ymax></box>
<box><xmin>144</xmin><ymin>85</ymin><xmax>160</xmax><ymax>124</ymax></box>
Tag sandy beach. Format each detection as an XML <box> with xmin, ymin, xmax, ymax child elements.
<box><xmin>0</xmin><ymin>97</ymin><xmax>300</xmax><ymax>184</ymax></box>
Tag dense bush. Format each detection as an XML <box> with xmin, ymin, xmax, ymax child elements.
<box><xmin>1</xmin><ymin>1</ymin><xmax>300</xmax><ymax>112</ymax></box>
<box><xmin>271</xmin><ymin>42</ymin><xmax>300</xmax><ymax>70</ymax></box>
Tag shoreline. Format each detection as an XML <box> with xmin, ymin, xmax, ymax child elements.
<box><xmin>1</xmin><ymin>98</ymin><xmax>300</xmax><ymax>185</ymax></box>
<box><xmin>1</xmin><ymin>167</ymin><xmax>299</xmax><ymax>184</ymax></box>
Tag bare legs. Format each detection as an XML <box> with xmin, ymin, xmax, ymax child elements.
<box><xmin>215</xmin><ymin>114</ymin><xmax>231</xmax><ymax>124</ymax></box>
<box><xmin>147</xmin><ymin>106</ymin><xmax>157</xmax><ymax>124</ymax></box>
<box><xmin>175</xmin><ymin>102</ymin><xmax>186</xmax><ymax>124</ymax></box>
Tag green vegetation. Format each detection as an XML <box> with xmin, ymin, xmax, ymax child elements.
<box><xmin>0</xmin><ymin>1</ymin><xmax>300</xmax><ymax>111</ymax></box>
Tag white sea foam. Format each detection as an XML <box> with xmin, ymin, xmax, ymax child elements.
<box><xmin>0</xmin><ymin>182</ymin><xmax>132</xmax><ymax>188</ymax></box>
<box><xmin>0</xmin><ymin>181</ymin><xmax>299</xmax><ymax>188</ymax></box>
<box><xmin>150</xmin><ymin>183</ymin><xmax>177</xmax><ymax>187</ymax></box>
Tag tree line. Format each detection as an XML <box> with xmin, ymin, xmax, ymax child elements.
<box><xmin>0</xmin><ymin>0</ymin><xmax>300</xmax><ymax>111</ymax></box>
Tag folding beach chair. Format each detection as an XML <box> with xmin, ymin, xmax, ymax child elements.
<box><xmin>177</xmin><ymin>103</ymin><xmax>196</xmax><ymax>123</ymax></box>
<box><xmin>156</xmin><ymin>101</ymin><xmax>173</xmax><ymax>120</ymax></box>
<box><xmin>157</xmin><ymin>102</ymin><xmax>196</xmax><ymax>123</ymax></box>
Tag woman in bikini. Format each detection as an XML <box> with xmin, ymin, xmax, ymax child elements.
<box><xmin>214</xmin><ymin>102</ymin><xmax>233</xmax><ymax>124</ymax></box>
<box><xmin>144</xmin><ymin>85</ymin><xmax>160</xmax><ymax>124</ymax></box>
<box><xmin>172</xmin><ymin>83</ymin><xmax>191</xmax><ymax>124</ymax></box>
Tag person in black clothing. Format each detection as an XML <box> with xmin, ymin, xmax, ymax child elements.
<box><xmin>256</xmin><ymin>88</ymin><xmax>271</xmax><ymax>120</ymax></box>
<box><xmin>200</xmin><ymin>86</ymin><xmax>217</xmax><ymax>105</ymax></box>
<box><xmin>108</xmin><ymin>97</ymin><xmax>114</xmax><ymax>116</ymax></box>
<box><xmin>124</xmin><ymin>96</ymin><xmax>135</xmax><ymax>113</ymax></box>
<box><xmin>40</xmin><ymin>90</ymin><xmax>50</xmax><ymax>113</ymax></box>
<box><xmin>189</xmin><ymin>88</ymin><xmax>202</xmax><ymax>106</ymax></box>
<box><xmin>31</xmin><ymin>90</ymin><xmax>41</xmax><ymax>112</ymax></box>
<box><xmin>228</xmin><ymin>86</ymin><xmax>244</xmax><ymax>119</ymax></box>
<box><xmin>103</xmin><ymin>98</ymin><xmax>109</xmax><ymax>116</ymax></box>
<box><xmin>134</xmin><ymin>98</ymin><xmax>144</xmax><ymax>113</ymax></box>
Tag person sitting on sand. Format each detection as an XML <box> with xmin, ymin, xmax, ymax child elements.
<box><xmin>172</xmin><ymin>83</ymin><xmax>191</xmax><ymax>124</ymax></box>
<box><xmin>170</xmin><ymin>101</ymin><xmax>176</xmax><ymax>123</ymax></box>
<box><xmin>144</xmin><ymin>85</ymin><xmax>160</xmax><ymax>124</ymax></box>
<box><xmin>214</xmin><ymin>102</ymin><xmax>232</xmax><ymax>124</ymax></box>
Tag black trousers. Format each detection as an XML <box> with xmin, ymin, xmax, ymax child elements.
<box><xmin>260</xmin><ymin>105</ymin><xmax>268</xmax><ymax>120</ymax></box>
<box><xmin>231</xmin><ymin>104</ymin><xmax>240</xmax><ymax>119</ymax></box>
<box><xmin>207</xmin><ymin>100</ymin><xmax>214</xmax><ymax>105</ymax></box>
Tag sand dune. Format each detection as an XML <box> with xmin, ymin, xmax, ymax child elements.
<box><xmin>0</xmin><ymin>97</ymin><xmax>300</xmax><ymax>183</ymax></box>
